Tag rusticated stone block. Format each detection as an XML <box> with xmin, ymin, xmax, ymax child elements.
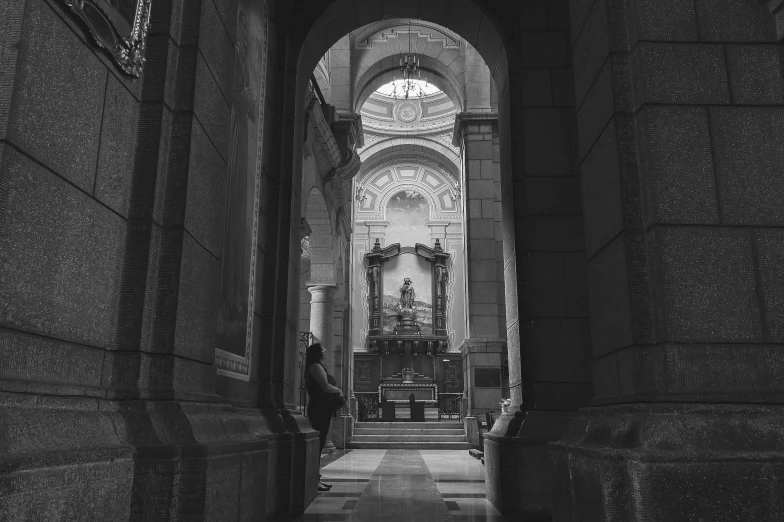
<box><xmin>572</xmin><ymin>0</ymin><xmax>610</xmax><ymax>106</ymax></box>
<box><xmin>185</xmin><ymin>120</ymin><xmax>227</xmax><ymax>258</ymax></box>
<box><xmin>96</xmin><ymin>75</ymin><xmax>139</xmax><ymax>217</ymax></box>
<box><xmin>0</xmin><ymin>329</ymin><xmax>105</xmax><ymax>396</ymax></box>
<box><xmin>649</xmin><ymin>227</ymin><xmax>763</xmax><ymax>343</ymax></box>
<box><xmin>130</xmin><ymin>447</ymin><xmax>181</xmax><ymax>521</ymax></box>
<box><xmin>522</xmin><ymin>108</ymin><xmax>572</xmax><ymax>176</ymax></box>
<box><xmin>0</xmin><ymin>396</ymin><xmax>134</xmax><ymax>521</ymax></box>
<box><xmin>564</xmin><ymin>253</ymin><xmax>589</xmax><ymax>317</ymax></box>
<box><xmin>515</xmin><ymin>215</ymin><xmax>584</xmax><ymax>252</ymax></box>
<box><xmin>525</xmin><ymin>252</ymin><xmax>565</xmax><ymax>317</ymax></box>
<box><xmin>6</xmin><ymin>0</ymin><xmax>106</xmax><ymax>193</ymax></box>
<box><xmin>192</xmin><ymin>53</ymin><xmax>229</xmax><ymax>159</ymax></box>
<box><xmin>586</xmin><ymin>235</ymin><xmax>632</xmax><ymax>357</ymax></box>
<box><xmin>613</xmin><ymin>343</ymin><xmax>784</xmax><ymax>403</ymax></box>
<box><xmin>632</xmin><ymin>0</ymin><xmax>698</xmax><ymax>41</ymax></box>
<box><xmin>178</xmin><ymin>449</ymin><xmax>242</xmax><ymax>521</ymax></box>
<box><xmin>0</xmin><ymin>147</ymin><xmax>125</xmax><ymax>349</ymax></box>
<box><xmin>580</xmin><ymin>121</ymin><xmax>623</xmax><ymax>258</ymax></box>
<box><xmin>695</xmin><ymin>0</ymin><xmax>774</xmax><ymax>41</ymax></box>
<box><xmin>198</xmin><ymin>0</ymin><xmax>233</xmax><ymax>99</ymax></box>
<box><xmin>550</xmin><ymin>404</ymin><xmax>784</xmax><ymax>521</ymax></box>
<box><xmin>239</xmin><ymin>447</ymin><xmax>268</xmax><ymax>519</ymax></box>
<box><xmin>532</xmin><ymin>318</ymin><xmax>591</xmax><ymax>382</ymax></box>
<box><xmin>753</xmin><ymin>229</ymin><xmax>784</xmax><ymax>343</ymax></box>
<box><xmin>636</xmin><ymin>106</ymin><xmax>719</xmax><ymax>226</ymax></box>
<box><xmin>138</xmin><ymin>353</ymin><xmax>217</xmax><ymax>400</ymax></box>
<box><xmin>637</xmin><ymin>42</ymin><xmax>730</xmax><ymax>105</ymax></box>
<box><xmin>709</xmin><ymin>107</ymin><xmax>784</xmax><ymax>226</ymax></box>
<box><xmin>154</xmin><ymin>109</ymin><xmax>193</xmax><ymax>227</ymax></box>
<box><xmin>575</xmin><ymin>62</ymin><xmax>614</xmax><ymax>160</ymax></box>
<box><xmin>726</xmin><ymin>45</ymin><xmax>784</xmax><ymax>105</ymax></box>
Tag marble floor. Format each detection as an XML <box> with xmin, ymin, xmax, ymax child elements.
<box><xmin>293</xmin><ymin>449</ymin><xmax>508</xmax><ymax>521</ymax></box>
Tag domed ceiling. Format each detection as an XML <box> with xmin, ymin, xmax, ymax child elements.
<box><xmin>360</xmin><ymin>90</ymin><xmax>457</xmax><ymax>134</ymax></box>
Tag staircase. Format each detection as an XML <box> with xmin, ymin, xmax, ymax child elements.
<box><xmin>349</xmin><ymin>421</ymin><xmax>471</xmax><ymax>449</ymax></box>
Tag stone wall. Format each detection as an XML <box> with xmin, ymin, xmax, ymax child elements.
<box><xmin>0</xmin><ymin>0</ymin><xmax>319</xmax><ymax>520</ymax></box>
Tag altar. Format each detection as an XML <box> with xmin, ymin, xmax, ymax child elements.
<box><xmin>380</xmin><ymin>382</ymin><xmax>437</xmax><ymax>403</ymax></box>
<box><xmin>354</xmin><ymin>239</ymin><xmax>455</xmax><ymax>421</ymax></box>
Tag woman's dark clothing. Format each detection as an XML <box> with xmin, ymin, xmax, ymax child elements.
<box><xmin>305</xmin><ymin>363</ymin><xmax>337</xmax><ymax>452</ymax></box>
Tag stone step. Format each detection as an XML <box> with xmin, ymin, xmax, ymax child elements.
<box><xmin>353</xmin><ymin>428</ymin><xmax>465</xmax><ymax>436</ymax></box>
<box><xmin>352</xmin><ymin>434</ymin><xmax>468</xmax><ymax>443</ymax></box>
<box><xmin>354</xmin><ymin>422</ymin><xmax>463</xmax><ymax>429</ymax></box>
<box><xmin>348</xmin><ymin>441</ymin><xmax>471</xmax><ymax>450</ymax></box>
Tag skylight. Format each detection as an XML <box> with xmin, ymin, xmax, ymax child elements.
<box><xmin>375</xmin><ymin>80</ymin><xmax>441</xmax><ymax>97</ymax></box>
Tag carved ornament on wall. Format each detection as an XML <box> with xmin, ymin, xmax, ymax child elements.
<box><xmin>61</xmin><ymin>0</ymin><xmax>152</xmax><ymax>77</ymax></box>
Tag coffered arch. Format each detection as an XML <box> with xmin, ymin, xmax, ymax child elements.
<box><xmin>356</xmin><ymin>161</ymin><xmax>461</xmax><ymax>221</ymax></box>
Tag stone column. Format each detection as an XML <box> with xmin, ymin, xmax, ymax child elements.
<box><xmin>332</xmin><ymin>297</ymin><xmax>349</xmax><ymax>398</ymax></box>
<box><xmin>549</xmin><ymin>2</ymin><xmax>784</xmax><ymax>520</ymax></box>
<box><xmin>453</xmin><ymin>113</ymin><xmax>507</xmax><ymax>416</ymax></box>
<box><xmin>307</xmin><ymin>285</ymin><xmax>338</xmax><ymax>372</ymax></box>
<box><xmin>308</xmin><ymin>284</ymin><xmax>337</xmax><ymax>454</ymax></box>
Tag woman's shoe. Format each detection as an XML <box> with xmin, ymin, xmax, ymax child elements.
<box><xmin>318</xmin><ymin>483</ymin><xmax>331</xmax><ymax>492</ymax></box>
<box><xmin>318</xmin><ymin>481</ymin><xmax>332</xmax><ymax>489</ymax></box>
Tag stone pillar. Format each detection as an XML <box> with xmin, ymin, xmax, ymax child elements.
<box><xmin>453</xmin><ymin>113</ymin><xmax>507</xmax><ymax>416</ymax></box>
<box><xmin>307</xmin><ymin>285</ymin><xmax>338</xmax><ymax>372</ymax></box>
<box><xmin>308</xmin><ymin>284</ymin><xmax>337</xmax><ymax>454</ymax></box>
<box><xmin>479</xmin><ymin>4</ymin><xmax>592</xmax><ymax>518</ymax></box>
<box><xmin>332</xmin><ymin>297</ymin><xmax>349</xmax><ymax>398</ymax></box>
<box><xmin>549</xmin><ymin>2</ymin><xmax>784</xmax><ymax>520</ymax></box>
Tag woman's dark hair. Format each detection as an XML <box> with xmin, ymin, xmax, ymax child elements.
<box><xmin>305</xmin><ymin>343</ymin><xmax>323</xmax><ymax>368</ymax></box>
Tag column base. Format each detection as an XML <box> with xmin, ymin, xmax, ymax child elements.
<box><xmin>329</xmin><ymin>415</ymin><xmax>353</xmax><ymax>449</ymax></box>
<box><xmin>549</xmin><ymin>403</ymin><xmax>784</xmax><ymax>521</ymax></box>
<box><xmin>483</xmin><ymin>410</ymin><xmax>575</xmax><ymax>520</ymax></box>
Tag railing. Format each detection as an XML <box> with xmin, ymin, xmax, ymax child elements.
<box><xmin>438</xmin><ymin>393</ymin><xmax>464</xmax><ymax>421</ymax></box>
<box><xmin>298</xmin><ymin>332</ymin><xmax>312</xmax><ymax>414</ymax></box>
<box><xmin>355</xmin><ymin>392</ymin><xmax>380</xmax><ymax>422</ymax></box>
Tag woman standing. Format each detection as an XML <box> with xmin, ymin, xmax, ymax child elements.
<box><xmin>305</xmin><ymin>343</ymin><xmax>344</xmax><ymax>492</ymax></box>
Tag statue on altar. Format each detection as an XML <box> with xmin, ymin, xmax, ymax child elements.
<box><xmin>399</xmin><ymin>278</ymin><xmax>416</xmax><ymax>310</ymax></box>
<box><xmin>395</xmin><ymin>277</ymin><xmax>420</xmax><ymax>334</ymax></box>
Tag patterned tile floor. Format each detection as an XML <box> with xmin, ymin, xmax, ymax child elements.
<box><xmin>292</xmin><ymin>449</ymin><xmax>508</xmax><ymax>521</ymax></box>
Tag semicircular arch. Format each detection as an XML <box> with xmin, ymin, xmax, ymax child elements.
<box><xmin>356</xmin><ymin>162</ymin><xmax>461</xmax><ymax>221</ymax></box>
<box><xmin>354</xmin><ymin>56</ymin><xmax>464</xmax><ymax>112</ymax></box>
<box><xmin>359</xmin><ymin>137</ymin><xmax>460</xmax><ymax>172</ymax></box>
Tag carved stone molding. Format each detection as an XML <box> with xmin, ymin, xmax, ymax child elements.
<box><xmin>452</xmin><ymin>112</ymin><xmax>499</xmax><ymax>147</ymax></box>
<box><xmin>60</xmin><ymin>0</ymin><xmax>152</xmax><ymax>77</ymax></box>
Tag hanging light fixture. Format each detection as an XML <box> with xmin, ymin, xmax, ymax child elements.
<box><xmin>390</xmin><ymin>20</ymin><xmax>428</xmax><ymax>99</ymax></box>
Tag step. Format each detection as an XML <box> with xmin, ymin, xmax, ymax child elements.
<box><xmin>353</xmin><ymin>428</ymin><xmax>465</xmax><ymax>436</ymax></box>
<box><xmin>348</xmin><ymin>441</ymin><xmax>471</xmax><ymax>450</ymax></box>
<box><xmin>352</xmin><ymin>435</ymin><xmax>468</xmax><ymax>443</ymax></box>
<box><xmin>354</xmin><ymin>422</ymin><xmax>463</xmax><ymax>429</ymax></box>
<box><xmin>348</xmin><ymin>442</ymin><xmax>471</xmax><ymax>450</ymax></box>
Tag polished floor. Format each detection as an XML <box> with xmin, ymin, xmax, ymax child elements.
<box><xmin>294</xmin><ymin>449</ymin><xmax>508</xmax><ymax>521</ymax></box>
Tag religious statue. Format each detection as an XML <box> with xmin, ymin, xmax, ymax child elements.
<box><xmin>399</xmin><ymin>278</ymin><xmax>416</xmax><ymax>310</ymax></box>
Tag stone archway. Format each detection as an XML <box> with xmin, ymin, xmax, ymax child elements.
<box><xmin>285</xmin><ymin>4</ymin><xmax>586</xmax><ymax>520</ymax></box>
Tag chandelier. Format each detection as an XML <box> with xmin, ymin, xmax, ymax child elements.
<box><xmin>390</xmin><ymin>21</ymin><xmax>428</xmax><ymax>99</ymax></box>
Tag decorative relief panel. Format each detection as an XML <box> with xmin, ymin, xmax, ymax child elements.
<box><xmin>357</xmin><ymin>162</ymin><xmax>460</xmax><ymax>219</ymax></box>
<box><xmin>397</xmin><ymin>102</ymin><xmax>418</xmax><ymax>123</ymax></box>
<box><xmin>60</xmin><ymin>0</ymin><xmax>151</xmax><ymax>77</ymax></box>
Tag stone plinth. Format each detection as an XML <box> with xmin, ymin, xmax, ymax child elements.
<box><xmin>550</xmin><ymin>404</ymin><xmax>784</xmax><ymax>521</ymax></box>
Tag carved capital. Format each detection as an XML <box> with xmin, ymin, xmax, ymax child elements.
<box><xmin>452</xmin><ymin>112</ymin><xmax>499</xmax><ymax>147</ymax></box>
